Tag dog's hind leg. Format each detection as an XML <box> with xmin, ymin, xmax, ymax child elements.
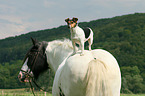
<box><xmin>88</xmin><ymin>29</ymin><xmax>93</xmax><ymax>51</ymax></box>
<box><xmin>88</xmin><ymin>37</ymin><xmax>93</xmax><ymax>51</ymax></box>
<box><xmin>80</xmin><ymin>41</ymin><xmax>84</xmax><ymax>56</ymax></box>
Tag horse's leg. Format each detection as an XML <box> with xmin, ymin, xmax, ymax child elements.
<box><xmin>52</xmin><ymin>80</ymin><xmax>60</xmax><ymax>96</ymax></box>
<box><xmin>88</xmin><ymin>38</ymin><xmax>93</xmax><ymax>51</ymax></box>
<box><xmin>52</xmin><ymin>69</ymin><xmax>62</xmax><ymax>96</ymax></box>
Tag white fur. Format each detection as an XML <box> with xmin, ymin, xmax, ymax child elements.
<box><xmin>21</xmin><ymin>58</ymin><xmax>29</xmax><ymax>71</ymax></box>
<box><xmin>45</xmin><ymin>39</ymin><xmax>121</xmax><ymax>96</ymax></box>
<box><xmin>70</xmin><ymin>25</ymin><xmax>93</xmax><ymax>55</ymax></box>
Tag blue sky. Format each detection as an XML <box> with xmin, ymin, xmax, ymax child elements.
<box><xmin>0</xmin><ymin>0</ymin><xmax>145</xmax><ymax>39</ymax></box>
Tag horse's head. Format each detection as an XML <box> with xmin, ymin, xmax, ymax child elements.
<box><xmin>18</xmin><ymin>38</ymin><xmax>49</xmax><ymax>82</ymax></box>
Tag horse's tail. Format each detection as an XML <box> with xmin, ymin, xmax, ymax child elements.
<box><xmin>85</xmin><ymin>59</ymin><xmax>112</xmax><ymax>96</ymax></box>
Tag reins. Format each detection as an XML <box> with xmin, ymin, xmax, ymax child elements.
<box><xmin>21</xmin><ymin>69</ymin><xmax>50</xmax><ymax>96</ymax></box>
<box><xmin>29</xmin><ymin>80</ymin><xmax>36</xmax><ymax>96</ymax></box>
<box><xmin>29</xmin><ymin>75</ymin><xmax>49</xmax><ymax>96</ymax></box>
<box><xmin>20</xmin><ymin>69</ymin><xmax>36</xmax><ymax>96</ymax></box>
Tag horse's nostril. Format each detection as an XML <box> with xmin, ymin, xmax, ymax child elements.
<box><xmin>18</xmin><ymin>73</ymin><xmax>26</xmax><ymax>82</ymax></box>
<box><xmin>18</xmin><ymin>74</ymin><xmax>21</xmax><ymax>79</ymax></box>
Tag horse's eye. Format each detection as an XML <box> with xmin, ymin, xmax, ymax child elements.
<box><xmin>33</xmin><ymin>45</ymin><xmax>39</xmax><ymax>50</ymax></box>
<box><xmin>34</xmin><ymin>46</ymin><xmax>38</xmax><ymax>49</ymax></box>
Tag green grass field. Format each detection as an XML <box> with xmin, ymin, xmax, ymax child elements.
<box><xmin>0</xmin><ymin>89</ymin><xmax>52</xmax><ymax>96</ymax></box>
<box><xmin>121</xmin><ymin>95</ymin><xmax>145</xmax><ymax>96</ymax></box>
<box><xmin>0</xmin><ymin>89</ymin><xmax>144</xmax><ymax>96</ymax></box>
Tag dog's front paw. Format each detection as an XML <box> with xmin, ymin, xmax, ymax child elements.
<box><xmin>71</xmin><ymin>52</ymin><xmax>77</xmax><ymax>55</ymax></box>
<box><xmin>80</xmin><ymin>53</ymin><xmax>84</xmax><ymax>56</ymax></box>
<box><xmin>89</xmin><ymin>48</ymin><xmax>92</xmax><ymax>51</ymax></box>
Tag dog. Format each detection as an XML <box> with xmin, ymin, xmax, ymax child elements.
<box><xmin>65</xmin><ymin>17</ymin><xmax>93</xmax><ymax>56</ymax></box>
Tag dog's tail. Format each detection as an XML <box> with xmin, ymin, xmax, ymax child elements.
<box><xmin>85</xmin><ymin>28</ymin><xmax>93</xmax><ymax>42</ymax></box>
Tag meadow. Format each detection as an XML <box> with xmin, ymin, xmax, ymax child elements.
<box><xmin>0</xmin><ymin>89</ymin><xmax>51</xmax><ymax>96</ymax></box>
<box><xmin>0</xmin><ymin>89</ymin><xmax>144</xmax><ymax>96</ymax></box>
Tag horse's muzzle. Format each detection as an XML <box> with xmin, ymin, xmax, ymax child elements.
<box><xmin>18</xmin><ymin>71</ymin><xmax>30</xmax><ymax>83</ymax></box>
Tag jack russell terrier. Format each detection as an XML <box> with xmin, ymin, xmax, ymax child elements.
<box><xmin>65</xmin><ymin>17</ymin><xmax>93</xmax><ymax>56</ymax></box>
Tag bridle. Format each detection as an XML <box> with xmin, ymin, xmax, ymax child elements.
<box><xmin>21</xmin><ymin>48</ymin><xmax>45</xmax><ymax>78</ymax></box>
<box><xmin>21</xmin><ymin>43</ymin><xmax>50</xmax><ymax>96</ymax></box>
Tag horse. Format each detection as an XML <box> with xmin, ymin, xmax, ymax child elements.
<box><xmin>18</xmin><ymin>38</ymin><xmax>121</xmax><ymax>96</ymax></box>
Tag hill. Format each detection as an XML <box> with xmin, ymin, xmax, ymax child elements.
<box><xmin>0</xmin><ymin>13</ymin><xmax>145</xmax><ymax>93</ymax></box>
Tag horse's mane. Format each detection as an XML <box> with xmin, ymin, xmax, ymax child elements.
<box><xmin>49</xmin><ymin>39</ymin><xmax>76</xmax><ymax>53</ymax></box>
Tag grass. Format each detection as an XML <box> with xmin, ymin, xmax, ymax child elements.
<box><xmin>0</xmin><ymin>88</ymin><xmax>52</xmax><ymax>96</ymax></box>
<box><xmin>0</xmin><ymin>89</ymin><xmax>144</xmax><ymax>96</ymax></box>
<box><xmin>121</xmin><ymin>94</ymin><xmax>145</xmax><ymax>96</ymax></box>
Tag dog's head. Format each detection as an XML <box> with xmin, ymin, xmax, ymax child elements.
<box><xmin>65</xmin><ymin>17</ymin><xmax>78</xmax><ymax>28</ymax></box>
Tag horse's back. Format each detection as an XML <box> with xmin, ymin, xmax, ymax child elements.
<box><xmin>60</xmin><ymin>49</ymin><xmax>121</xmax><ymax>96</ymax></box>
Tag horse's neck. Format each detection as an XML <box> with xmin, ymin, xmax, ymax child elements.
<box><xmin>46</xmin><ymin>40</ymin><xmax>73</xmax><ymax>73</ymax></box>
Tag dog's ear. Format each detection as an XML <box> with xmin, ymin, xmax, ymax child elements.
<box><xmin>65</xmin><ymin>18</ymin><xmax>70</xmax><ymax>22</ymax></box>
<box><xmin>72</xmin><ymin>17</ymin><xmax>78</xmax><ymax>22</ymax></box>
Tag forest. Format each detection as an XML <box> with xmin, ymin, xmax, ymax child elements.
<box><xmin>0</xmin><ymin>13</ymin><xmax>145</xmax><ymax>93</ymax></box>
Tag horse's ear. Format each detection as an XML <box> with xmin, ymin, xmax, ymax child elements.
<box><xmin>31</xmin><ymin>37</ymin><xmax>38</xmax><ymax>46</ymax></box>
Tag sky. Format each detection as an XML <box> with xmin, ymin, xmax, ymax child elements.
<box><xmin>0</xmin><ymin>0</ymin><xmax>145</xmax><ymax>39</ymax></box>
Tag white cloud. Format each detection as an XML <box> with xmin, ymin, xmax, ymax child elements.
<box><xmin>0</xmin><ymin>13</ymin><xmax>31</xmax><ymax>39</ymax></box>
<box><xmin>0</xmin><ymin>15</ymin><xmax>23</xmax><ymax>24</ymax></box>
<box><xmin>43</xmin><ymin>0</ymin><xmax>56</xmax><ymax>8</ymax></box>
<box><xmin>0</xmin><ymin>23</ymin><xmax>26</xmax><ymax>38</ymax></box>
<box><xmin>0</xmin><ymin>4</ymin><xmax>16</xmax><ymax>14</ymax></box>
<box><xmin>86</xmin><ymin>0</ymin><xmax>144</xmax><ymax>9</ymax></box>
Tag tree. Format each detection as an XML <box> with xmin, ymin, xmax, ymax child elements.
<box><xmin>121</xmin><ymin>66</ymin><xmax>144</xmax><ymax>93</ymax></box>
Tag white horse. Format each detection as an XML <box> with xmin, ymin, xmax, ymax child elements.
<box><xmin>18</xmin><ymin>38</ymin><xmax>121</xmax><ymax>96</ymax></box>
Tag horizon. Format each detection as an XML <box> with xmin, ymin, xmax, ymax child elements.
<box><xmin>0</xmin><ymin>12</ymin><xmax>143</xmax><ymax>40</ymax></box>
